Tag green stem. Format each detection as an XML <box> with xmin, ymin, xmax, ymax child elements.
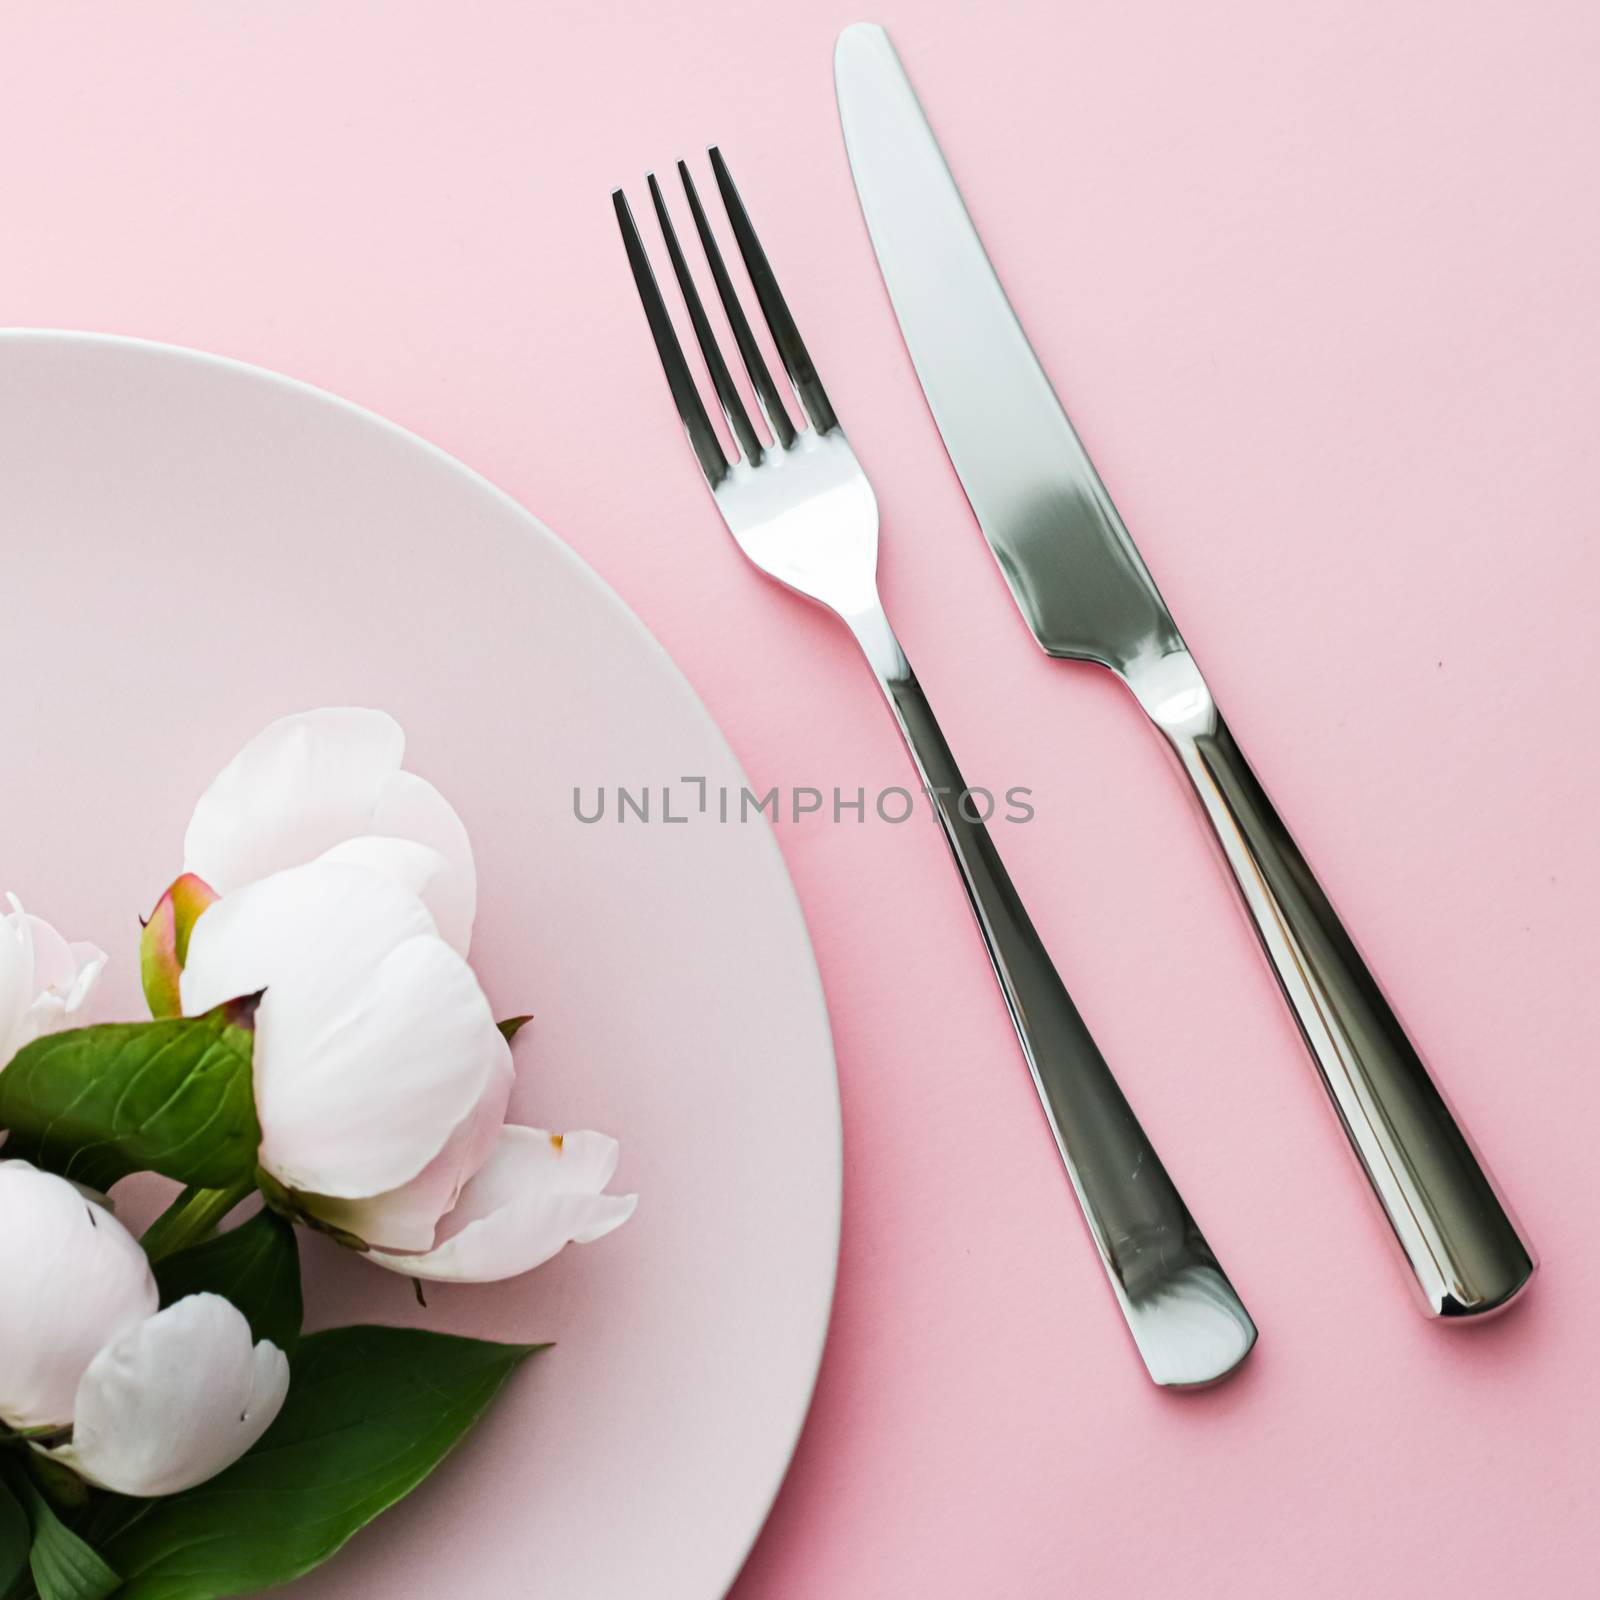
<box><xmin>139</xmin><ymin>1179</ymin><xmax>254</xmax><ymax>1263</ymax></box>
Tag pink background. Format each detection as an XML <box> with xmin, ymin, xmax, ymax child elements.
<box><xmin>4</xmin><ymin>3</ymin><xmax>1598</xmax><ymax>1596</ymax></box>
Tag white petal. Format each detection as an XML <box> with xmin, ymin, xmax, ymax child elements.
<box><xmin>61</xmin><ymin>943</ymin><xmax>108</xmax><ymax>1019</ymax></box>
<box><xmin>182</xmin><ymin>859</ymin><xmax>507</xmax><ymax>1200</ymax></box>
<box><xmin>183</xmin><ymin>708</ymin><xmax>404</xmax><ymax>894</ymax></box>
<box><xmin>14</xmin><ymin>990</ymin><xmax>68</xmax><ymax>1048</ymax></box>
<box><xmin>370</xmin><ymin>771</ymin><xmax>477</xmax><ymax>955</ymax></box>
<box><xmin>180</xmin><ymin>709</ymin><xmax>478</xmax><ymax>955</ymax></box>
<box><xmin>180</xmin><ymin>858</ymin><xmax>435</xmax><ymax>1021</ymax></box>
<box><xmin>0</xmin><ymin>932</ymin><xmax>106</xmax><ymax>1066</ymax></box>
<box><xmin>0</xmin><ymin>920</ymin><xmax>102</xmax><ymax>1057</ymax></box>
<box><xmin>304</xmin><ymin>1042</ymin><xmax>513</xmax><ymax>1251</ymax></box>
<box><xmin>21</xmin><ymin>914</ymin><xmax>79</xmax><ymax>994</ymax></box>
<box><xmin>259</xmin><ymin>935</ymin><xmax>507</xmax><ymax>1199</ymax></box>
<box><xmin>49</xmin><ymin>1294</ymin><xmax>288</xmax><ymax>1496</ymax></box>
<box><xmin>0</xmin><ymin>908</ymin><xmax>33</xmax><ymax>1061</ymax></box>
<box><xmin>0</xmin><ymin>905</ymin><xmax>104</xmax><ymax>1059</ymax></box>
<box><xmin>312</xmin><ymin>835</ymin><xmax>457</xmax><ymax>946</ymax></box>
<box><xmin>368</xmin><ymin>1126</ymin><xmax>637</xmax><ymax>1284</ymax></box>
<box><xmin>0</xmin><ymin>1163</ymin><xmax>158</xmax><ymax>1430</ymax></box>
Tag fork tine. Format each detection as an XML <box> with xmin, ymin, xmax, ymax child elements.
<box><xmin>612</xmin><ymin>188</ymin><xmax>729</xmax><ymax>488</ymax></box>
<box><xmin>678</xmin><ymin>160</ymin><xmax>796</xmax><ymax>452</ymax></box>
<box><xmin>708</xmin><ymin>146</ymin><xmax>839</xmax><ymax>436</ymax></box>
<box><xmin>647</xmin><ymin>173</ymin><xmax>764</xmax><ymax>465</ymax></box>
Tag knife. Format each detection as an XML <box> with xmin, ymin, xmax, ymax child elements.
<box><xmin>834</xmin><ymin>22</ymin><xmax>1534</xmax><ymax>1317</ymax></box>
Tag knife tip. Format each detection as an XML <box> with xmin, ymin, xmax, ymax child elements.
<box><xmin>835</xmin><ymin>20</ymin><xmax>889</xmax><ymax>57</ymax></box>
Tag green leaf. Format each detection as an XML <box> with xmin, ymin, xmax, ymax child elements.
<box><xmin>0</xmin><ymin>1476</ymin><xmax>28</xmax><ymax>1598</ymax></box>
<box><xmin>103</xmin><ymin>1327</ymin><xmax>542</xmax><ymax>1600</ymax></box>
<box><xmin>496</xmin><ymin>1014</ymin><xmax>533</xmax><ymax>1043</ymax></box>
<box><xmin>152</xmin><ymin>1209</ymin><xmax>303</xmax><ymax>1354</ymax></box>
<box><xmin>0</xmin><ymin>1461</ymin><xmax>118</xmax><ymax>1600</ymax></box>
<box><xmin>139</xmin><ymin>875</ymin><xmax>218</xmax><ymax>1020</ymax></box>
<box><xmin>27</xmin><ymin>1506</ymin><xmax>118</xmax><ymax>1600</ymax></box>
<box><xmin>0</xmin><ymin>996</ymin><xmax>262</xmax><ymax>1190</ymax></box>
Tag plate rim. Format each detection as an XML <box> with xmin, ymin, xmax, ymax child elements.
<box><xmin>0</xmin><ymin>325</ymin><xmax>843</xmax><ymax>1599</ymax></box>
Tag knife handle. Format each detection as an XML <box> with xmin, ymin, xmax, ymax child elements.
<box><xmin>1127</xmin><ymin>649</ymin><xmax>1535</xmax><ymax>1316</ymax></box>
<box><xmin>845</xmin><ymin>604</ymin><xmax>1256</xmax><ymax>1385</ymax></box>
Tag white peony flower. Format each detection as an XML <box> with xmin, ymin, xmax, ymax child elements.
<box><xmin>181</xmin><ymin>857</ymin><xmax>635</xmax><ymax>1280</ymax></box>
<box><xmin>183</xmin><ymin>707</ymin><xmax>476</xmax><ymax>956</ymax></box>
<box><xmin>0</xmin><ymin>896</ymin><xmax>106</xmax><ymax>1072</ymax></box>
<box><xmin>0</xmin><ymin>1162</ymin><xmax>287</xmax><ymax>1496</ymax></box>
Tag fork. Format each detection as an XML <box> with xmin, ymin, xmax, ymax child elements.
<box><xmin>613</xmin><ymin>150</ymin><xmax>1257</xmax><ymax>1387</ymax></box>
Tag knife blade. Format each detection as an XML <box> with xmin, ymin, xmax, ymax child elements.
<box><xmin>834</xmin><ymin>22</ymin><xmax>1179</xmax><ymax>676</ymax></box>
<box><xmin>835</xmin><ymin>21</ymin><xmax>1536</xmax><ymax>1318</ymax></box>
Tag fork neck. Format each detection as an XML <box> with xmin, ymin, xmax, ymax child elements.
<box><xmin>838</xmin><ymin>598</ymin><xmax>911</xmax><ymax>689</ymax></box>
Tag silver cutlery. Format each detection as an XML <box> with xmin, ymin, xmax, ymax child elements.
<box><xmin>834</xmin><ymin>22</ymin><xmax>1535</xmax><ymax>1317</ymax></box>
<box><xmin>613</xmin><ymin>152</ymin><xmax>1256</xmax><ymax>1385</ymax></box>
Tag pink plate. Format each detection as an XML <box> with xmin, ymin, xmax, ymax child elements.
<box><xmin>0</xmin><ymin>330</ymin><xmax>841</xmax><ymax>1600</ymax></box>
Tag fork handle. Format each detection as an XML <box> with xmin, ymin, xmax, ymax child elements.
<box><xmin>844</xmin><ymin>604</ymin><xmax>1256</xmax><ymax>1386</ymax></box>
<box><xmin>1127</xmin><ymin>649</ymin><xmax>1535</xmax><ymax>1316</ymax></box>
